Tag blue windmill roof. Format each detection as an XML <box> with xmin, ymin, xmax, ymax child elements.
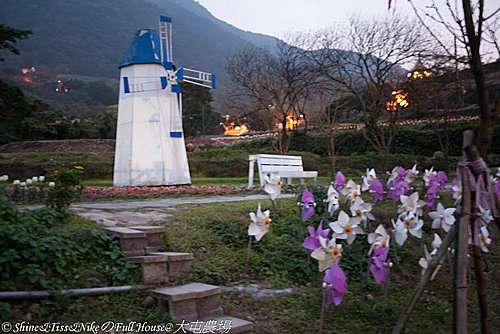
<box><xmin>119</xmin><ymin>29</ymin><xmax>162</xmax><ymax>68</ymax></box>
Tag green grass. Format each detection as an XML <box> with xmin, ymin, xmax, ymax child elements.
<box><xmin>153</xmin><ymin>196</ymin><xmax>500</xmax><ymax>333</ymax></box>
<box><xmin>4</xmin><ymin>190</ymin><xmax>499</xmax><ymax>332</ymax></box>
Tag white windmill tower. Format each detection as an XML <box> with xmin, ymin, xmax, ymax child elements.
<box><xmin>113</xmin><ymin>16</ymin><xmax>215</xmax><ymax>186</ymax></box>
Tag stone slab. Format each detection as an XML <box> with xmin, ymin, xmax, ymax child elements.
<box><xmin>184</xmin><ymin>315</ymin><xmax>253</xmax><ymax>334</ymax></box>
<box><xmin>105</xmin><ymin>226</ymin><xmax>145</xmax><ymax>238</ymax></box>
<box><xmin>130</xmin><ymin>225</ymin><xmax>166</xmax><ymax>233</ymax></box>
<box><xmin>153</xmin><ymin>283</ymin><xmax>218</xmax><ymax>302</ymax></box>
<box><xmin>127</xmin><ymin>255</ymin><xmax>168</xmax><ymax>264</ymax></box>
<box><xmin>105</xmin><ymin>227</ymin><xmax>146</xmax><ymax>256</ymax></box>
<box><xmin>148</xmin><ymin>252</ymin><xmax>194</xmax><ymax>261</ymax></box>
<box><xmin>127</xmin><ymin>255</ymin><xmax>168</xmax><ymax>284</ymax></box>
<box><xmin>148</xmin><ymin>252</ymin><xmax>193</xmax><ymax>280</ymax></box>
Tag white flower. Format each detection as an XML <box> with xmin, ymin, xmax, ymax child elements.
<box><xmin>429</xmin><ymin>203</ymin><xmax>456</xmax><ymax>232</ymax></box>
<box><xmin>0</xmin><ymin>175</ymin><xmax>8</xmax><ymax>181</ymax></box>
<box><xmin>431</xmin><ymin>233</ymin><xmax>442</xmax><ymax>256</ymax></box>
<box><xmin>367</xmin><ymin>224</ymin><xmax>390</xmax><ymax>255</ymax></box>
<box><xmin>423</xmin><ymin>167</ymin><xmax>437</xmax><ymax>186</ymax></box>
<box><xmin>418</xmin><ymin>244</ymin><xmax>442</xmax><ymax>280</ymax></box>
<box><xmin>386</xmin><ymin>166</ymin><xmax>400</xmax><ymax>185</ymax></box>
<box><xmin>392</xmin><ymin>219</ymin><xmax>408</xmax><ymax>246</ymax></box>
<box><xmin>398</xmin><ymin>192</ymin><xmax>426</xmax><ymax>216</ymax></box>
<box><xmin>362</xmin><ymin>168</ymin><xmax>376</xmax><ymax>191</ymax></box>
<box><xmin>248</xmin><ymin>203</ymin><xmax>271</xmax><ymax>242</ymax></box>
<box><xmin>478</xmin><ymin>226</ymin><xmax>492</xmax><ymax>252</ymax></box>
<box><xmin>342</xmin><ymin>179</ymin><xmax>361</xmax><ymax>201</ymax></box>
<box><xmin>263</xmin><ymin>173</ymin><xmax>281</xmax><ymax>200</ymax></box>
<box><xmin>32</xmin><ymin>176</ymin><xmax>38</xmax><ymax>182</ymax></box>
<box><xmin>13</xmin><ymin>179</ymin><xmax>20</xmax><ymax>185</ymax></box>
<box><xmin>452</xmin><ymin>183</ymin><xmax>462</xmax><ymax>205</ymax></box>
<box><xmin>404</xmin><ymin>164</ymin><xmax>419</xmax><ymax>183</ymax></box>
<box><xmin>20</xmin><ymin>182</ymin><xmax>27</xmax><ymax>187</ymax></box>
<box><xmin>26</xmin><ymin>179</ymin><xmax>33</xmax><ymax>185</ymax></box>
<box><xmin>349</xmin><ymin>197</ymin><xmax>375</xmax><ymax>224</ymax></box>
<box><xmin>39</xmin><ymin>176</ymin><xmax>45</xmax><ymax>182</ymax></box>
<box><xmin>397</xmin><ymin>211</ymin><xmax>423</xmax><ymax>239</ymax></box>
<box><xmin>325</xmin><ymin>184</ymin><xmax>340</xmax><ymax>215</ymax></box>
<box><xmin>496</xmin><ymin>167</ymin><xmax>500</xmax><ymax>179</ymax></box>
<box><xmin>49</xmin><ymin>182</ymin><xmax>55</xmax><ymax>187</ymax></box>
<box><xmin>311</xmin><ymin>235</ymin><xmax>343</xmax><ymax>272</ymax></box>
<box><xmin>478</xmin><ymin>205</ymin><xmax>493</xmax><ymax>225</ymax></box>
<box><xmin>330</xmin><ymin>210</ymin><xmax>364</xmax><ymax>244</ymax></box>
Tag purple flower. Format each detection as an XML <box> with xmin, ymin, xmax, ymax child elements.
<box><xmin>301</xmin><ymin>188</ymin><xmax>315</xmax><ymax>221</ymax></box>
<box><xmin>302</xmin><ymin>221</ymin><xmax>330</xmax><ymax>252</ymax></box>
<box><xmin>323</xmin><ymin>262</ymin><xmax>348</xmax><ymax>307</ymax></box>
<box><xmin>428</xmin><ymin>175</ymin><xmax>439</xmax><ymax>189</ymax></box>
<box><xmin>495</xmin><ymin>181</ymin><xmax>500</xmax><ymax>201</ymax></box>
<box><xmin>335</xmin><ymin>171</ymin><xmax>345</xmax><ymax>192</ymax></box>
<box><xmin>370</xmin><ymin>246</ymin><xmax>390</xmax><ymax>284</ymax></box>
<box><xmin>437</xmin><ymin>171</ymin><xmax>448</xmax><ymax>190</ymax></box>
<box><xmin>369</xmin><ymin>178</ymin><xmax>384</xmax><ymax>203</ymax></box>
<box><xmin>450</xmin><ymin>178</ymin><xmax>457</xmax><ymax>196</ymax></box>
<box><xmin>387</xmin><ymin>179</ymin><xmax>409</xmax><ymax>202</ymax></box>
<box><xmin>398</xmin><ymin>166</ymin><xmax>406</xmax><ymax>179</ymax></box>
<box><xmin>426</xmin><ymin>185</ymin><xmax>438</xmax><ymax>209</ymax></box>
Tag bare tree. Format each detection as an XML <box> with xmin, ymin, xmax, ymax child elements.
<box><xmin>225</xmin><ymin>40</ymin><xmax>316</xmax><ymax>154</ymax></box>
<box><xmin>301</xmin><ymin>15</ymin><xmax>430</xmax><ymax>156</ymax></box>
<box><xmin>405</xmin><ymin>0</ymin><xmax>500</xmax><ymax>156</ymax></box>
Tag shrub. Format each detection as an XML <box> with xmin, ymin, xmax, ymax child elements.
<box><xmin>0</xmin><ymin>187</ymin><xmax>139</xmax><ymax>294</ymax></box>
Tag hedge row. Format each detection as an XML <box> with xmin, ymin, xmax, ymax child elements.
<box><xmin>232</xmin><ymin>122</ymin><xmax>500</xmax><ymax>157</ymax></box>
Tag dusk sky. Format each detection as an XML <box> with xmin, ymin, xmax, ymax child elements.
<box><xmin>196</xmin><ymin>0</ymin><xmax>416</xmax><ymax>36</ymax></box>
<box><xmin>195</xmin><ymin>0</ymin><xmax>500</xmax><ymax>61</ymax></box>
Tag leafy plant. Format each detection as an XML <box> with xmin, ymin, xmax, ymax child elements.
<box><xmin>44</xmin><ymin>168</ymin><xmax>83</xmax><ymax>210</ymax></box>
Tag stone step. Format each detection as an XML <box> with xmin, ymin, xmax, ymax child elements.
<box><xmin>153</xmin><ymin>283</ymin><xmax>222</xmax><ymax>322</ymax></box>
<box><xmin>127</xmin><ymin>255</ymin><xmax>169</xmax><ymax>284</ymax></box>
<box><xmin>148</xmin><ymin>252</ymin><xmax>193</xmax><ymax>280</ymax></box>
<box><xmin>183</xmin><ymin>315</ymin><xmax>253</xmax><ymax>334</ymax></box>
<box><xmin>129</xmin><ymin>225</ymin><xmax>166</xmax><ymax>253</ymax></box>
<box><xmin>104</xmin><ymin>227</ymin><xmax>145</xmax><ymax>257</ymax></box>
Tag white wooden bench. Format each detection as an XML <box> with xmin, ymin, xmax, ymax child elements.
<box><xmin>248</xmin><ymin>154</ymin><xmax>318</xmax><ymax>187</ymax></box>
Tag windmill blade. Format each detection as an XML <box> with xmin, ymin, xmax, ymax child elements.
<box><xmin>177</xmin><ymin>67</ymin><xmax>216</xmax><ymax>89</ymax></box>
<box><xmin>159</xmin><ymin>16</ymin><xmax>173</xmax><ymax>69</ymax></box>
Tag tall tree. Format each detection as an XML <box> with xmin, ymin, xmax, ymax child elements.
<box><xmin>0</xmin><ymin>24</ymin><xmax>32</xmax><ymax>61</ymax></box>
<box><xmin>404</xmin><ymin>0</ymin><xmax>500</xmax><ymax>155</ymax></box>
<box><xmin>181</xmin><ymin>82</ymin><xmax>220</xmax><ymax>137</ymax></box>
<box><xmin>302</xmin><ymin>15</ymin><xmax>430</xmax><ymax>155</ymax></box>
<box><xmin>226</xmin><ymin>40</ymin><xmax>315</xmax><ymax>154</ymax></box>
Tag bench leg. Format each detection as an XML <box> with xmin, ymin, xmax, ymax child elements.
<box><xmin>300</xmin><ymin>178</ymin><xmax>305</xmax><ymax>185</ymax></box>
<box><xmin>287</xmin><ymin>177</ymin><xmax>292</xmax><ymax>185</ymax></box>
<box><xmin>248</xmin><ymin>160</ymin><xmax>255</xmax><ymax>188</ymax></box>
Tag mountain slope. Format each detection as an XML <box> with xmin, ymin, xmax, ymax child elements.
<box><xmin>0</xmin><ymin>0</ymin><xmax>276</xmax><ymax>102</ymax></box>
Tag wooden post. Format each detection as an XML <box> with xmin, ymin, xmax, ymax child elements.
<box><xmin>471</xmin><ymin>231</ymin><xmax>489</xmax><ymax>334</ymax></box>
<box><xmin>453</xmin><ymin>164</ymin><xmax>471</xmax><ymax>334</ymax></box>
<box><xmin>391</xmin><ymin>225</ymin><xmax>456</xmax><ymax>334</ymax></box>
<box><xmin>462</xmin><ymin>131</ymin><xmax>490</xmax><ymax>333</ymax></box>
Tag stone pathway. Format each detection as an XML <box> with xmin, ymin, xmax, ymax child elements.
<box><xmin>22</xmin><ymin>194</ymin><xmax>294</xmax><ymax>227</ymax></box>
<box><xmin>71</xmin><ymin>193</ymin><xmax>293</xmax><ymax>210</ymax></box>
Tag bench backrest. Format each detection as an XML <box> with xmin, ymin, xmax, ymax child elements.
<box><xmin>256</xmin><ymin>154</ymin><xmax>304</xmax><ymax>184</ymax></box>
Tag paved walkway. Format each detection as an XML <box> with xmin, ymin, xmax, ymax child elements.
<box><xmin>23</xmin><ymin>194</ymin><xmax>294</xmax><ymax>211</ymax></box>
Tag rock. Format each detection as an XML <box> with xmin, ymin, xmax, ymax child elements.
<box><xmin>433</xmin><ymin>151</ymin><xmax>445</xmax><ymax>159</ymax></box>
<box><xmin>28</xmin><ymin>303</ymin><xmax>39</xmax><ymax>312</ymax></box>
<box><xmin>82</xmin><ymin>270</ymin><xmax>109</xmax><ymax>285</ymax></box>
<box><xmin>142</xmin><ymin>295</ymin><xmax>157</xmax><ymax>308</ymax></box>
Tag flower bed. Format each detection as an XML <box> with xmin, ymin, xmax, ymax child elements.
<box><xmin>3</xmin><ymin>183</ymin><xmax>297</xmax><ymax>204</ymax></box>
